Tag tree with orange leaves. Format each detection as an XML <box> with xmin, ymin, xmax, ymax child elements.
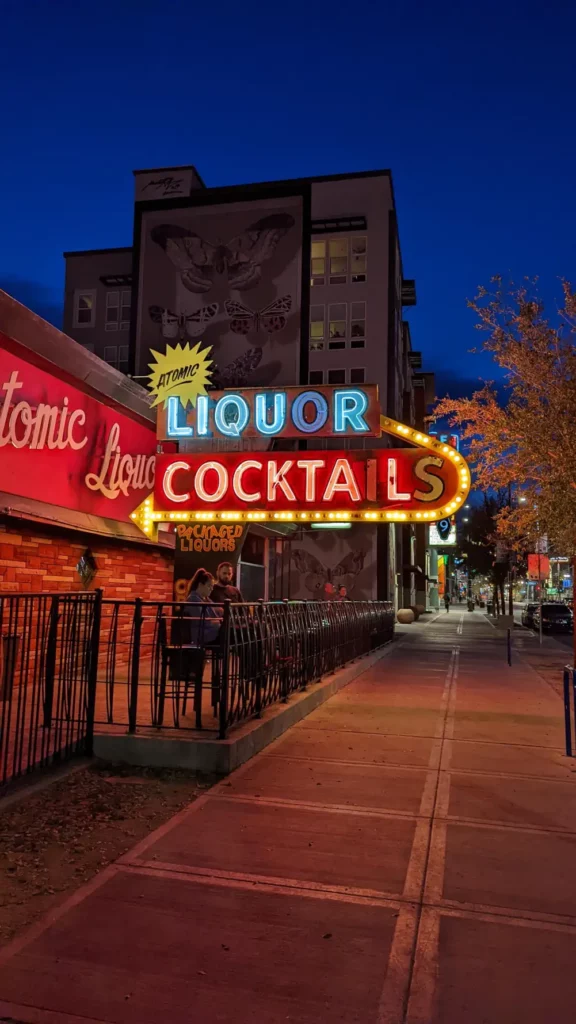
<box><xmin>435</xmin><ymin>278</ymin><xmax>576</xmax><ymax>555</ymax></box>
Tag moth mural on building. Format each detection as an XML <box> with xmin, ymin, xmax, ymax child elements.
<box><xmin>289</xmin><ymin>526</ymin><xmax>377</xmax><ymax>601</ymax></box>
<box><xmin>136</xmin><ymin>198</ymin><xmax>303</xmax><ymax>385</ymax></box>
<box><xmin>150</xmin><ymin>213</ymin><xmax>294</xmax><ymax>294</ymax></box>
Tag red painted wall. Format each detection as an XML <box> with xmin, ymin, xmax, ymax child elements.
<box><xmin>0</xmin><ymin>519</ymin><xmax>173</xmax><ymax>600</ymax></box>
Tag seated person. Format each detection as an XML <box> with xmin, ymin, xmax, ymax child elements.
<box><xmin>185</xmin><ymin>569</ymin><xmax>223</xmax><ymax>646</ymax></box>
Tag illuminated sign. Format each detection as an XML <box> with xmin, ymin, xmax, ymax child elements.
<box><xmin>156</xmin><ymin>384</ymin><xmax>381</xmax><ymax>441</ymax></box>
<box><xmin>147</xmin><ymin>341</ymin><xmax>213</xmax><ymax>409</ymax></box>
<box><xmin>133</xmin><ymin>413</ymin><xmax>472</xmax><ymax>535</ymax></box>
<box><xmin>149</xmin><ymin>448</ymin><xmax>463</xmax><ymax>520</ymax></box>
<box><xmin>430</xmin><ymin>431</ymin><xmax>459</xmax><ymax>451</ymax></box>
<box><xmin>527</xmin><ymin>554</ymin><xmax>550</xmax><ymax>581</ymax></box>
<box><xmin>0</xmin><ymin>338</ymin><xmax>156</xmax><ymax>524</ymax></box>
<box><xmin>429</xmin><ymin>519</ymin><xmax>456</xmax><ymax>545</ymax></box>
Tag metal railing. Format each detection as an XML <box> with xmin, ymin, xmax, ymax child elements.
<box><xmin>0</xmin><ymin>591</ymin><xmax>101</xmax><ymax>790</ymax></box>
<box><xmin>96</xmin><ymin>599</ymin><xmax>395</xmax><ymax>739</ymax></box>
<box><xmin>563</xmin><ymin>665</ymin><xmax>576</xmax><ymax>756</ymax></box>
<box><xmin>0</xmin><ymin>592</ymin><xmax>393</xmax><ymax>788</ymax></box>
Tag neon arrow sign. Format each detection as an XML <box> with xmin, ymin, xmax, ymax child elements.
<box><xmin>132</xmin><ymin>413</ymin><xmax>471</xmax><ymax>536</ymax></box>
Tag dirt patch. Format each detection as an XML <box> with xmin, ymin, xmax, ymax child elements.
<box><xmin>0</xmin><ymin>761</ymin><xmax>215</xmax><ymax>947</ymax></box>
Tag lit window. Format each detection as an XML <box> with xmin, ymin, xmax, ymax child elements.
<box><xmin>73</xmin><ymin>290</ymin><xmax>96</xmax><ymax>328</ymax></box>
<box><xmin>104</xmin><ymin>345</ymin><xmax>118</xmax><ymax>366</ymax></box>
<box><xmin>329</xmin><ymin>302</ymin><xmax>347</xmax><ymax>349</ymax></box>
<box><xmin>310</xmin><ymin>305</ymin><xmax>325</xmax><ymax>346</ymax></box>
<box><xmin>310</xmin><ymin>340</ymin><xmax>324</xmax><ymax>351</ymax></box>
<box><xmin>350</xmin><ymin>367</ymin><xmax>365</xmax><ymax>384</ymax></box>
<box><xmin>328</xmin><ymin>369</ymin><xmax>346</xmax><ymax>385</ymax></box>
<box><xmin>350</xmin><ymin>301</ymin><xmax>366</xmax><ymax>348</ymax></box>
<box><xmin>351</xmin><ymin>237</ymin><xmax>367</xmax><ymax>283</ymax></box>
<box><xmin>329</xmin><ymin>238</ymin><xmax>348</xmax><ymax>283</ymax></box>
<box><xmin>309</xmin><ymin>370</ymin><xmax>324</xmax><ymax>386</ymax></box>
<box><xmin>311</xmin><ymin>240</ymin><xmax>326</xmax><ymax>285</ymax></box>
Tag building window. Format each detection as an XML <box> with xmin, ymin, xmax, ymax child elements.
<box><xmin>329</xmin><ymin>238</ymin><xmax>348</xmax><ymax>284</ymax></box>
<box><xmin>350</xmin><ymin>367</ymin><xmax>365</xmax><ymax>384</ymax></box>
<box><xmin>329</xmin><ymin>303</ymin><xmax>347</xmax><ymax>350</ymax></box>
<box><xmin>311</xmin><ymin>240</ymin><xmax>326</xmax><ymax>285</ymax></box>
<box><xmin>105</xmin><ymin>289</ymin><xmax>131</xmax><ymax>331</ymax></box>
<box><xmin>118</xmin><ymin>345</ymin><xmax>129</xmax><ymax>373</ymax></box>
<box><xmin>309</xmin><ymin>370</ymin><xmax>324</xmax><ymax>386</ymax></box>
<box><xmin>350</xmin><ymin>301</ymin><xmax>366</xmax><ymax>348</ymax></box>
<box><xmin>310</xmin><ymin>236</ymin><xmax>367</xmax><ymax>287</ymax></box>
<box><xmin>103</xmin><ymin>346</ymin><xmax>118</xmax><ymax>366</ymax></box>
<box><xmin>309</xmin><ymin>305</ymin><xmax>325</xmax><ymax>349</ymax></box>
<box><xmin>73</xmin><ymin>290</ymin><xmax>96</xmax><ymax>328</ymax></box>
<box><xmin>351</xmin><ymin>237</ymin><xmax>367</xmax><ymax>283</ymax></box>
<box><xmin>328</xmin><ymin>369</ymin><xmax>346</xmax><ymax>385</ymax></box>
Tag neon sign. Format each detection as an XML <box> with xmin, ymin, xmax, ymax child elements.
<box><xmin>156</xmin><ymin>384</ymin><xmax>382</xmax><ymax>441</ymax></box>
<box><xmin>147</xmin><ymin>447</ymin><xmax>465</xmax><ymax>521</ymax></box>
<box><xmin>0</xmin><ymin>346</ymin><xmax>157</xmax><ymax>523</ymax></box>
<box><xmin>133</xmin><ymin>413</ymin><xmax>472</xmax><ymax>535</ymax></box>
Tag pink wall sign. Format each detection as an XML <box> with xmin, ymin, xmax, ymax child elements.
<box><xmin>0</xmin><ymin>334</ymin><xmax>156</xmax><ymax>523</ymax></box>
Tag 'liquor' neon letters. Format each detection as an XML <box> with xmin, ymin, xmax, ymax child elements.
<box><xmin>165</xmin><ymin>387</ymin><xmax>373</xmax><ymax>440</ymax></box>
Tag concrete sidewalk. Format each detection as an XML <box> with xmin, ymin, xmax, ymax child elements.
<box><xmin>0</xmin><ymin>607</ymin><xmax>575</xmax><ymax>1023</ymax></box>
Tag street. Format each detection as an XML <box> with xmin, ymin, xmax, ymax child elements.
<box><xmin>513</xmin><ymin>602</ymin><xmax>575</xmax><ymax>653</ymax></box>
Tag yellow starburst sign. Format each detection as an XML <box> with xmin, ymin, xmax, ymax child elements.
<box><xmin>147</xmin><ymin>342</ymin><xmax>213</xmax><ymax>409</ymax></box>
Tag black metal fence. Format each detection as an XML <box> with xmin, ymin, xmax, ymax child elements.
<box><xmin>0</xmin><ymin>592</ymin><xmax>101</xmax><ymax>790</ymax></box>
<box><xmin>0</xmin><ymin>592</ymin><xmax>393</xmax><ymax>790</ymax></box>
<box><xmin>96</xmin><ymin>599</ymin><xmax>395</xmax><ymax>739</ymax></box>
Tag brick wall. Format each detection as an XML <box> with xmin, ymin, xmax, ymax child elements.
<box><xmin>0</xmin><ymin>518</ymin><xmax>173</xmax><ymax>599</ymax></box>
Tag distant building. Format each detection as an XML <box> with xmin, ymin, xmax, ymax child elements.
<box><xmin>63</xmin><ymin>165</ymin><xmax>435</xmax><ymax>606</ymax></box>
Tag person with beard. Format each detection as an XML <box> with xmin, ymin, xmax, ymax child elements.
<box><xmin>211</xmin><ymin>561</ymin><xmax>244</xmax><ymax>604</ymax></box>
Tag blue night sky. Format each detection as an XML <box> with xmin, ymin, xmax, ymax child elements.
<box><xmin>1</xmin><ymin>0</ymin><xmax>574</xmax><ymax>399</ymax></box>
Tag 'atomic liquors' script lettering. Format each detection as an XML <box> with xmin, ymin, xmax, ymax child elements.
<box><xmin>1</xmin><ymin>369</ymin><xmax>155</xmax><ymax>500</ymax></box>
<box><xmin>0</xmin><ymin>370</ymin><xmax>88</xmax><ymax>451</ymax></box>
<box><xmin>85</xmin><ymin>423</ymin><xmax>155</xmax><ymax>499</ymax></box>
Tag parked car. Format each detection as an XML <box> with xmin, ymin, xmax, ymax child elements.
<box><xmin>521</xmin><ymin>603</ymin><xmax>538</xmax><ymax>628</ymax></box>
<box><xmin>532</xmin><ymin>603</ymin><xmax>573</xmax><ymax>633</ymax></box>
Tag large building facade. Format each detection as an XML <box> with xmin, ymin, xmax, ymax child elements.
<box><xmin>63</xmin><ymin>166</ymin><xmax>433</xmax><ymax>606</ymax></box>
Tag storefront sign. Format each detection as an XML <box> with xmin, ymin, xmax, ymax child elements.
<box><xmin>0</xmin><ymin>338</ymin><xmax>156</xmax><ymax>523</ymax></box>
<box><xmin>173</xmin><ymin>522</ymin><xmax>247</xmax><ymax>601</ymax></box>
<box><xmin>151</xmin><ymin>447</ymin><xmax>465</xmax><ymax>522</ymax></box>
<box><xmin>132</xmin><ymin>412</ymin><xmax>472</xmax><ymax>535</ymax></box>
<box><xmin>147</xmin><ymin>341</ymin><xmax>213</xmax><ymax>409</ymax></box>
<box><xmin>156</xmin><ymin>384</ymin><xmax>381</xmax><ymax>441</ymax></box>
<box><xmin>429</xmin><ymin>519</ymin><xmax>456</xmax><ymax>545</ymax></box>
